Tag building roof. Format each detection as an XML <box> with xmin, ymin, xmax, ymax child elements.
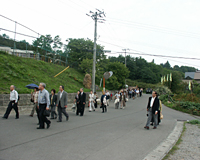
<box><xmin>185</xmin><ymin>72</ymin><xmax>195</xmax><ymax>79</ymax></box>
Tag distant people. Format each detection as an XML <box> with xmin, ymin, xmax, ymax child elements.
<box><xmin>77</xmin><ymin>88</ymin><xmax>86</xmax><ymax>116</ymax></box>
<box><xmin>3</xmin><ymin>85</ymin><xmax>19</xmax><ymax>119</ymax></box>
<box><xmin>89</xmin><ymin>90</ymin><xmax>95</xmax><ymax>112</ymax></box>
<box><xmin>132</xmin><ymin>90</ymin><xmax>135</xmax><ymax>100</ymax></box>
<box><xmin>144</xmin><ymin>91</ymin><xmax>159</xmax><ymax>130</ymax></box>
<box><xmin>73</xmin><ymin>91</ymin><xmax>80</xmax><ymax>112</ymax></box>
<box><xmin>101</xmin><ymin>91</ymin><xmax>107</xmax><ymax>113</ymax></box>
<box><xmin>115</xmin><ymin>91</ymin><xmax>120</xmax><ymax>109</ymax></box>
<box><xmin>120</xmin><ymin>90</ymin><xmax>126</xmax><ymax>109</ymax></box>
<box><xmin>129</xmin><ymin>90</ymin><xmax>132</xmax><ymax>98</ymax></box>
<box><xmin>94</xmin><ymin>92</ymin><xmax>98</xmax><ymax>109</ymax></box>
<box><xmin>29</xmin><ymin>87</ymin><xmax>39</xmax><ymax>117</ymax></box>
<box><xmin>50</xmin><ymin>89</ymin><xmax>57</xmax><ymax>119</ymax></box>
<box><xmin>110</xmin><ymin>92</ymin><xmax>113</xmax><ymax>101</ymax></box>
<box><xmin>136</xmin><ymin>89</ymin><xmax>139</xmax><ymax>98</ymax></box>
<box><xmin>105</xmin><ymin>90</ymin><xmax>110</xmax><ymax>106</ymax></box>
<box><xmin>37</xmin><ymin>83</ymin><xmax>51</xmax><ymax>129</ymax></box>
<box><xmin>56</xmin><ymin>86</ymin><xmax>69</xmax><ymax>122</ymax></box>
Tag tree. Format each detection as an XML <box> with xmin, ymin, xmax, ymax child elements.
<box><xmin>66</xmin><ymin>38</ymin><xmax>105</xmax><ymax>68</ymax></box>
<box><xmin>2</xmin><ymin>34</ymin><xmax>9</xmax><ymax>39</ymax></box>
<box><xmin>79</xmin><ymin>58</ymin><xmax>93</xmax><ymax>74</ymax></box>
<box><xmin>105</xmin><ymin>62</ymin><xmax>130</xmax><ymax>90</ymax></box>
<box><xmin>32</xmin><ymin>34</ymin><xmax>53</xmax><ymax>52</ymax></box>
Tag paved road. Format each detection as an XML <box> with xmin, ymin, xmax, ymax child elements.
<box><xmin>0</xmin><ymin>94</ymin><xmax>196</xmax><ymax>160</ymax></box>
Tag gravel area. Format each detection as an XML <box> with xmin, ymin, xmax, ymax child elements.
<box><xmin>166</xmin><ymin>123</ymin><xmax>200</xmax><ymax>160</ymax></box>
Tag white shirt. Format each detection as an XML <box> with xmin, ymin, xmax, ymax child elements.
<box><xmin>89</xmin><ymin>93</ymin><xmax>94</xmax><ymax>101</ymax></box>
<box><xmin>60</xmin><ymin>90</ymin><xmax>64</xmax><ymax>99</ymax></box>
<box><xmin>106</xmin><ymin>92</ymin><xmax>110</xmax><ymax>96</ymax></box>
<box><xmin>115</xmin><ymin>93</ymin><xmax>120</xmax><ymax>99</ymax></box>
<box><xmin>10</xmin><ymin>90</ymin><xmax>18</xmax><ymax>103</ymax></box>
<box><xmin>150</xmin><ymin>97</ymin><xmax>156</xmax><ymax>107</ymax></box>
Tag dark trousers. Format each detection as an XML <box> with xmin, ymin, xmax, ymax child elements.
<box><xmin>94</xmin><ymin>100</ymin><xmax>97</xmax><ymax>108</ymax></box>
<box><xmin>102</xmin><ymin>105</ymin><xmax>107</xmax><ymax>112</ymax></box>
<box><xmin>39</xmin><ymin>104</ymin><xmax>50</xmax><ymax>128</ymax></box>
<box><xmin>50</xmin><ymin>105</ymin><xmax>57</xmax><ymax>118</ymax></box>
<box><xmin>58</xmin><ymin>103</ymin><xmax>68</xmax><ymax>121</ymax></box>
<box><xmin>151</xmin><ymin>110</ymin><xmax>161</xmax><ymax>124</ymax></box>
<box><xmin>36</xmin><ymin>107</ymin><xmax>40</xmax><ymax>124</ymax></box>
<box><xmin>4</xmin><ymin>101</ymin><xmax>19</xmax><ymax>118</ymax></box>
<box><xmin>77</xmin><ymin>103</ymin><xmax>85</xmax><ymax>116</ymax></box>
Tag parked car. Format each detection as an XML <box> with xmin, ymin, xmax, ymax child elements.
<box><xmin>146</xmin><ymin>88</ymin><xmax>152</xmax><ymax>94</ymax></box>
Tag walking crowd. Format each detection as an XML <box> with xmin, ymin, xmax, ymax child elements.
<box><xmin>2</xmin><ymin>84</ymin><xmax>163</xmax><ymax>130</ymax></box>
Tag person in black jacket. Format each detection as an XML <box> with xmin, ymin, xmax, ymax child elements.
<box><xmin>144</xmin><ymin>91</ymin><xmax>159</xmax><ymax>130</ymax></box>
<box><xmin>77</xmin><ymin>88</ymin><xmax>86</xmax><ymax>116</ymax></box>
<box><xmin>50</xmin><ymin>89</ymin><xmax>57</xmax><ymax>119</ymax></box>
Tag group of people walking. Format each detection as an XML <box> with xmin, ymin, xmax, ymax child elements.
<box><xmin>2</xmin><ymin>84</ymin><xmax>162</xmax><ymax>130</ymax></box>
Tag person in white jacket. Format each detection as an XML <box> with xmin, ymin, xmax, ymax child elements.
<box><xmin>89</xmin><ymin>90</ymin><xmax>95</xmax><ymax>112</ymax></box>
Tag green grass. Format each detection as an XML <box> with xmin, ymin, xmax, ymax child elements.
<box><xmin>163</xmin><ymin>122</ymin><xmax>186</xmax><ymax>160</ymax></box>
<box><xmin>0</xmin><ymin>51</ymin><xmax>94</xmax><ymax>93</ymax></box>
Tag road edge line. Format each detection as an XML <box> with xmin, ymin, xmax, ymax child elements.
<box><xmin>143</xmin><ymin>121</ymin><xmax>183</xmax><ymax>160</ymax></box>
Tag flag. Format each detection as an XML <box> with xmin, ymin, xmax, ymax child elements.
<box><xmin>170</xmin><ymin>73</ymin><xmax>172</xmax><ymax>82</ymax></box>
<box><xmin>161</xmin><ymin>76</ymin><xmax>163</xmax><ymax>84</ymax></box>
<box><xmin>167</xmin><ymin>74</ymin><xmax>169</xmax><ymax>82</ymax></box>
<box><xmin>189</xmin><ymin>81</ymin><xmax>192</xmax><ymax>90</ymax></box>
<box><xmin>164</xmin><ymin>75</ymin><xmax>166</xmax><ymax>82</ymax></box>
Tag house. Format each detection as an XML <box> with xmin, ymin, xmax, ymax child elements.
<box><xmin>183</xmin><ymin>71</ymin><xmax>200</xmax><ymax>84</ymax></box>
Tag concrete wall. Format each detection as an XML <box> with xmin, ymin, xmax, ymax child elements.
<box><xmin>0</xmin><ymin>91</ymin><xmax>104</xmax><ymax>116</ymax></box>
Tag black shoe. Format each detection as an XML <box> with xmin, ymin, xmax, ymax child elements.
<box><xmin>15</xmin><ymin>117</ymin><xmax>19</xmax><ymax>119</ymax></box>
<box><xmin>47</xmin><ymin>122</ymin><xmax>51</xmax><ymax>129</ymax></box>
<box><xmin>66</xmin><ymin>116</ymin><xmax>69</xmax><ymax>121</ymax></box>
<box><xmin>37</xmin><ymin>127</ymin><xmax>44</xmax><ymax>129</ymax></box>
<box><xmin>102</xmin><ymin>111</ymin><xmax>104</xmax><ymax>113</ymax></box>
<box><xmin>57</xmin><ymin>120</ymin><xmax>62</xmax><ymax>122</ymax></box>
<box><xmin>93</xmin><ymin>110</ymin><xmax>95</xmax><ymax>111</ymax></box>
<box><xmin>2</xmin><ymin>117</ymin><xmax>8</xmax><ymax>119</ymax></box>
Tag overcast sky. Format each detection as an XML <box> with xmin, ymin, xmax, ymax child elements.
<box><xmin>1</xmin><ymin>0</ymin><xmax>200</xmax><ymax>69</ymax></box>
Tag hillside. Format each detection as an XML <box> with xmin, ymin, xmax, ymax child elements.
<box><xmin>0</xmin><ymin>51</ymin><xmax>92</xmax><ymax>94</ymax></box>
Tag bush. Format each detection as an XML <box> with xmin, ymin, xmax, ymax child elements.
<box><xmin>154</xmin><ymin>86</ymin><xmax>171</xmax><ymax>96</ymax></box>
<box><xmin>187</xmin><ymin>120</ymin><xmax>200</xmax><ymax>124</ymax></box>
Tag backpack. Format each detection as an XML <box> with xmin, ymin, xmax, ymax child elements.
<box><xmin>103</xmin><ymin>96</ymin><xmax>107</xmax><ymax>105</ymax></box>
<box><xmin>14</xmin><ymin>91</ymin><xmax>20</xmax><ymax>101</ymax></box>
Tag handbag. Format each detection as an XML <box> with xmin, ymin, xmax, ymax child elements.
<box><xmin>160</xmin><ymin>113</ymin><xmax>163</xmax><ymax>119</ymax></box>
<box><xmin>43</xmin><ymin>110</ymin><xmax>50</xmax><ymax>117</ymax></box>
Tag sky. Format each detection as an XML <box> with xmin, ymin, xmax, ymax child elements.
<box><xmin>1</xmin><ymin>0</ymin><xmax>200</xmax><ymax>69</ymax></box>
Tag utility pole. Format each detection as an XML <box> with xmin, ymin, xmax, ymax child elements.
<box><xmin>87</xmin><ymin>9</ymin><xmax>106</xmax><ymax>92</ymax></box>
<box><xmin>122</xmin><ymin>48</ymin><xmax>129</xmax><ymax>88</ymax></box>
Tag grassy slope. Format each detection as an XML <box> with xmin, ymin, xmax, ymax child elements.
<box><xmin>0</xmin><ymin>51</ymin><xmax>91</xmax><ymax>94</ymax></box>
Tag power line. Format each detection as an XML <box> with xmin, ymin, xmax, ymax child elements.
<box><xmin>107</xmin><ymin>18</ymin><xmax>200</xmax><ymax>39</ymax></box>
<box><xmin>0</xmin><ymin>14</ymin><xmax>40</xmax><ymax>35</ymax></box>
<box><xmin>0</xmin><ymin>28</ymin><xmax>38</xmax><ymax>39</ymax></box>
<box><xmin>99</xmin><ymin>40</ymin><xmax>200</xmax><ymax>61</ymax></box>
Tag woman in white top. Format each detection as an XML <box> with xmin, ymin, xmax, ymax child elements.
<box><xmin>115</xmin><ymin>91</ymin><xmax>120</xmax><ymax>109</ymax></box>
<box><xmin>89</xmin><ymin>90</ymin><xmax>95</xmax><ymax>112</ymax></box>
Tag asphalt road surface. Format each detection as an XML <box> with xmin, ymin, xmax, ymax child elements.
<box><xmin>0</xmin><ymin>94</ymin><xmax>196</xmax><ymax>160</ymax></box>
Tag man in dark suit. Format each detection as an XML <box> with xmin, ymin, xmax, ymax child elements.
<box><xmin>56</xmin><ymin>86</ymin><xmax>69</xmax><ymax>122</ymax></box>
<box><xmin>144</xmin><ymin>91</ymin><xmax>159</xmax><ymax>129</ymax></box>
<box><xmin>50</xmin><ymin>89</ymin><xmax>57</xmax><ymax>119</ymax></box>
<box><xmin>77</xmin><ymin>88</ymin><xmax>86</xmax><ymax>116</ymax></box>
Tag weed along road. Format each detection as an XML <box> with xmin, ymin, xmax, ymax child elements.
<box><xmin>0</xmin><ymin>94</ymin><xmax>196</xmax><ymax>160</ymax></box>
